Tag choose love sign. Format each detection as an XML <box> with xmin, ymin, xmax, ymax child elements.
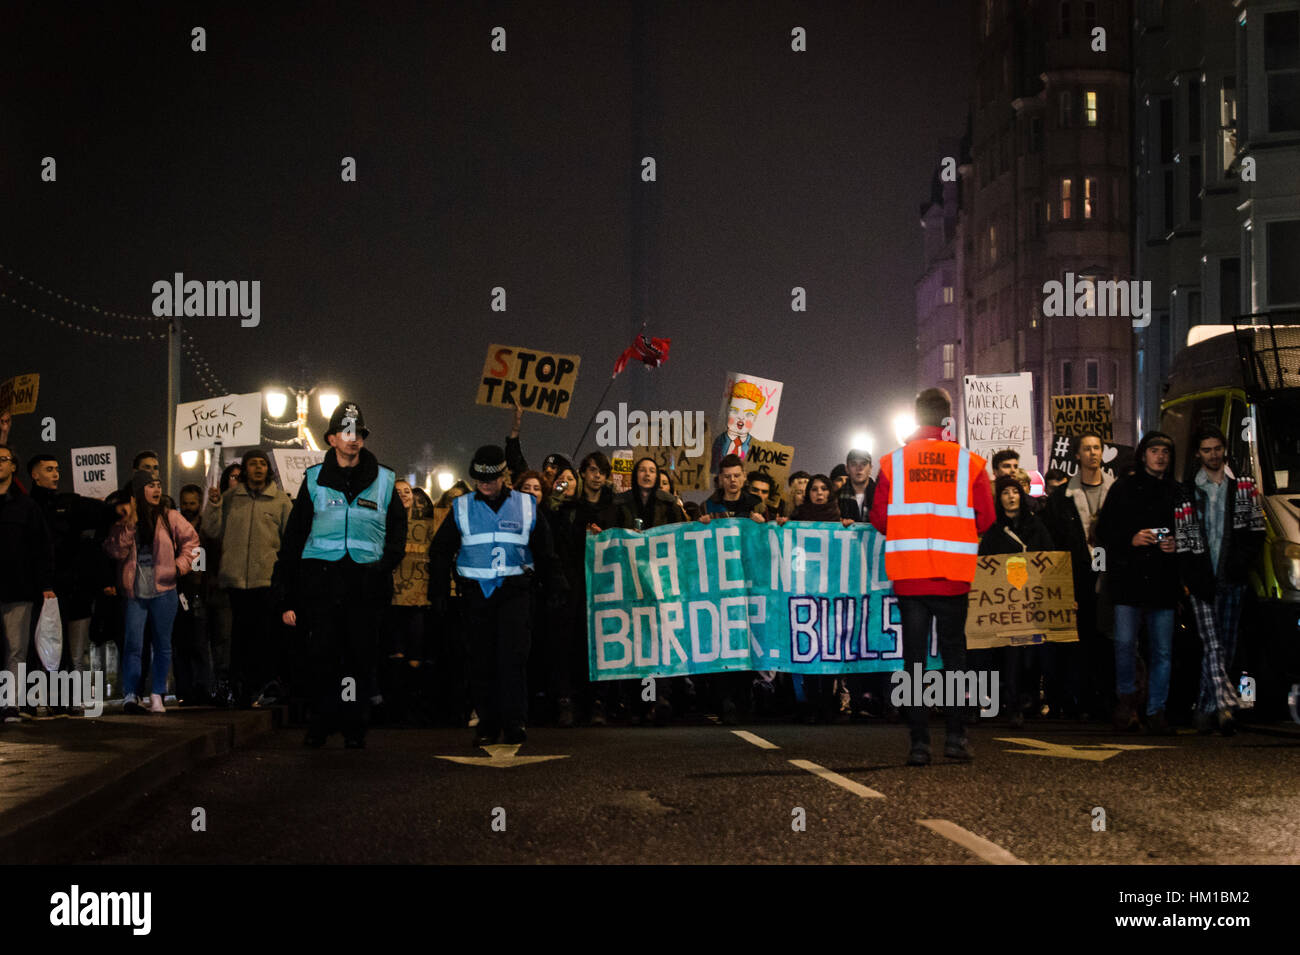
<box><xmin>174</xmin><ymin>392</ymin><xmax>263</xmax><ymax>453</ymax></box>
<box><xmin>585</xmin><ymin>519</ymin><xmax>942</xmax><ymax>681</ymax></box>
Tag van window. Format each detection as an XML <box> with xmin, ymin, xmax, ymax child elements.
<box><xmin>1163</xmin><ymin>395</ymin><xmax>1224</xmax><ymax>483</ymax></box>
<box><xmin>1257</xmin><ymin>392</ymin><xmax>1300</xmax><ymax>493</ymax></box>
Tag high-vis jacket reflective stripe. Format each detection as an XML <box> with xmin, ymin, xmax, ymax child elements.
<box><xmin>453</xmin><ymin>491</ymin><xmax>536</xmax><ymax>594</ymax></box>
<box><xmin>881</xmin><ymin>441</ymin><xmax>984</xmax><ymax>582</ymax></box>
<box><xmin>300</xmin><ymin>464</ymin><xmax>395</xmax><ymax>564</ymax></box>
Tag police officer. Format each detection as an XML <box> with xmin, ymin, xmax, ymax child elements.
<box><xmin>869</xmin><ymin>388</ymin><xmax>995</xmax><ymax>765</ymax></box>
<box><xmin>429</xmin><ymin>445</ymin><xmax>565</xmax><ymax>746</ymax></box>
<box><xmin>272</xmin><ymin>402</ymin><xmax>406</xmax><ymax>748</ymax></box>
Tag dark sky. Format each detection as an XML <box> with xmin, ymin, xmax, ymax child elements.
<box><xmin>1</xmin><ymin>0</ymin><xmax>970</xmax><ymax>494</ymax></box>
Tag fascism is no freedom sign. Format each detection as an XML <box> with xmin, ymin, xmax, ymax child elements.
<box><xmin>585</xmin><ymin>520</ymin><xmax>943</xmax><ymax>681</ymax></box>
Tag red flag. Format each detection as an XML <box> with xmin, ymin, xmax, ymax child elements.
<box><xmin>612</xmin><ymin>334</ymin><xmax>671</xmax><ymax>377</ymax></box>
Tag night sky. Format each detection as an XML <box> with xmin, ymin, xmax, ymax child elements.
<box><xmin>1</xmin><ymin>1</ymin><xmax>970</xmax><ymax>493</ymax></box>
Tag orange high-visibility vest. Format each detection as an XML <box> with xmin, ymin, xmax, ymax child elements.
<box><xmin>880</xmin><ymin>439</ymin><xmax>985</xmax><ymax>583</ymax></box>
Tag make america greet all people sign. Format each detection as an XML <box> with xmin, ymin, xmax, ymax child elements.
<box><xmin>585</xmin><ymin>519</ymin><xmax>942</xmax><ymax>681</ymax></box>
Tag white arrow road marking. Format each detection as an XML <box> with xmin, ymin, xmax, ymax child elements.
<box><xmin>995</xmin><ymin>737</ymin><xmax>1173</xmax><ymax>761</ymax></box>
<box><xmin>788</xmin><ymin>759</ymin><xmax>886</xmax><ymax>798</ymax></box>
<box><xmin>917</xmin><ymin>819</ymin><xmax>1026</xmax><ymax>864</ymax></box>
<box><xmin>435</xmin><ymin>743</ymin><xmax>569</xmax><ymax>768</ymax></box>
<box><xmin>731</xmin><ymin>730</ymin><xmax>780</xmax><ymax>749</ymax></box>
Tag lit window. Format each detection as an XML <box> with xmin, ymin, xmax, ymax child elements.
<box><xmin>1085</xmin><ymin>90</ymin><xmax>1098</xmax><ymax>126</ymax></box>
<box><xmin>943</xmin><ymin>343</ymin><xmax>955</xmax><ymax>380</ymax></box>
<box><xmin>942</xmin><ymin>285</ymin><xmax>954</xmax><ymax>304</ymax></box>
<box><xmin>989</xmin><ymin>225</ymin><xmax>998</xmax><ymax>264</ymax></box>
<box><xmin>1062</xmin><ymin>178</ymin><xmax>1073</xmax><ymax>219</ymax></box>
<box><xmin>1084</xmin><ymin>177</ymin><xmax>1097</xmax><ymax>219</ymax></box>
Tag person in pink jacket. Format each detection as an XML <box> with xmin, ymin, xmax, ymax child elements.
<box><xmin>104</xmin><ymin>470</ymin><xmax>200</xmax><ymax>714</ymax></box>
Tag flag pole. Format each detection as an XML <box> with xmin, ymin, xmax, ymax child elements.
<box><xmin>570</xmin><ymin>374</ymin><xmax>618</xmax><ymax>463</ymax></box>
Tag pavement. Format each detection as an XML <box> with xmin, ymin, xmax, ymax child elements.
<box><xmin>13</xmin><ymin>707</ymin><xmax>1299</xmax><ymax>865</ymax></box>
<box><xmin>0</xmin><ymin>703</ymin><xmax>275</xmax><ymax>863</ymax></box>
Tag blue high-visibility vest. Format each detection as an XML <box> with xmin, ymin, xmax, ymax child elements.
<box><xmin>453</xmin><ymin>490</ymin><xmax>536</xmax><ymax>597</ymax></box>
<box><xmin>300</xmin><ymin>463</ymin><xmax>395</xmax><ymax>564</ymax></box>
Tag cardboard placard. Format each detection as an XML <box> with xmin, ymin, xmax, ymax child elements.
<box><xmin>964</xmin><ymin>372</ymin><xmax>1036</xmax><ymax>472</ymax></box>
<box><xmin>0</xmin><ymin>373</ymin><xmax>39</xmax><ymax>416</ymax></box>
<box><xmin>965</xmin><ymin>551</ymin><xmax>1078</xmax><ymax>649</ymax></box>
<box><xmin>743</xmin><ymin>438</ymin><xmax>795</xmax><ymax>493</ymax></box>
<box><xmin>174</xmin><ymin>392</ymin><xmax>263</xmax><ymax>453</ymax></box>
<box><xmin>476</xmin><ymin>343</ymin><xmax>581</xmax><ymax>418</ymax></box>
<box><xmin>69</xmin><ymin>446</ymin><xmax>117</xmax><ymax>499</ymax></box>
<box><xmin>1050</xmin><ymin>394</ymin><xmax>1113</xmax><ymax>440</ymax></box>
<box><xmin>610</xmin><ymin>450</ymin><xmax>634</xmax><ymax>493</ymax></box>
<box><xmin>271</xmin><ymin>449</ymin><xmax>327</xmax><ymax>500</ymax></box>
<box><xmin>1046</xmin><ymin>433</ymin><xmax>1133</xmax><ymax>479</ymax></box>
<box><xmin>632</xmin><ymin>421</ymin><xmax>712</xmax><ymax>492</ymax></box>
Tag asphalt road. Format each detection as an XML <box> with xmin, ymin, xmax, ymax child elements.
<box><xmin>47</xmin><ymin>717</ymin><xmax>1300</xmax><ymax>865</ymax></box>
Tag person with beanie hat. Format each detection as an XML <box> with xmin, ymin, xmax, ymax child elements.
<box><xmin>202</xmin><ymin>447</ymin><xmax>293</xmax><ymax>709</ymax></box>
<box><xmin>271</xmin><ymin>401</ymin><xmax>406</xmax><ymax>748</ymax></box>
<box><xmin>1097</xmin><ymin>430</ymin><xmax>1182</xmax><ymax>734</ymax></box>
<box><xmin>428</xmin><ymin>444</ymin><xmax>567</xmax><ymax>746</ymax></box>
<box><xmin>103</xmin><ymin>469</ymin><xmax>201</xmax><ymax>714</ymax></box>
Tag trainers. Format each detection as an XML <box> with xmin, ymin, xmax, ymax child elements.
<box><xmin>943</xmin><ymin>736</ymin><xmax>975</xmax><ymax>761</ymax></box>
<box><xmin>906</xmin><ymin>741</ymin><xmax>932</xmax><ymax>766</ymax></box>
<box><xmin>472</xmin><ymin>726</ymin><xmax>500</xmax><ymax>747</ymax></box>
<box><xmin>467</xmin><ymin>709</ymin><xmax>480</xmax><ymax>728</ymax></box>
<box><xmin>504</xmin><ymin>723</ymin><xmax>527</xmax><ymax>744</ymax></box>
<box><xmin>1</xmin><ymin>706</ymin><xmax>20</xmax><ymax>723</ymax></box>
<box><xmin>123</xmin><ymin>695</ymin><xmax>146</xmax><ymax>715</ymax></box>
<box><xmin>1217</xmin><ymin>709</ymin><xmax>1237</xmax><ymax>737</ymax></box>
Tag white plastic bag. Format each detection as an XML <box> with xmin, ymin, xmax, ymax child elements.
<box><xmin>35</xmin><ymin>595</ymin><xmax>63</xmax><ymax>671</ymax></box>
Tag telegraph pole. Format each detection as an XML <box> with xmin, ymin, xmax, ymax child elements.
<box><xmin>165</xmin><ymin>315</ymin><xmax>181</xmax><ymax>493</ymax></box>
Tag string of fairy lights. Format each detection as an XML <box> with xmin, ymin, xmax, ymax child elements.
<box><xmin>0</xmin><ymin>262</ymin><xmax>229</xmax><ymax>397</ymax></box>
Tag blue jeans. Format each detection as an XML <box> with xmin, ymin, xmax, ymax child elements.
<box><xmin>1113</xmin><ymin>604</ymin><xmax>1174</xmax><ymax>716</ymax></box>
<box><xmin>123</xmin><ymin>590</ymin><xmax>179</xmax><ymax>698</ymax></box>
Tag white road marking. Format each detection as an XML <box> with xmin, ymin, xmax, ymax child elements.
<box><xmin>917</xmin><ymin>818</ymin><xmax>1026</xmax><ymax>864</ymax></box>
<box><xmin>731</xmin><ymin>730</ymin><xmax>780</xmax><ymax>750</ymax></box>
<box><xmin>788</xmin><ymin>759</ymin><xmax>886</xmax><ymax>799</ymax></box>
<box><xmin>436</xmin><ymin>743</ymin><xmax>569</xmax><ymax>768</ymax></box>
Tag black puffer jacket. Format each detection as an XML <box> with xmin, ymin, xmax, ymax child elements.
<box><xmin>0</xmin><ymin>485</ymin><xmax>54</xmax><ymax>602</ymax></box>
<box><xmin>28</xmin><ymin>485</ymin><xmax>108</xmax><ymax>618</ymax></box>
<box><xmin>605</xmin><ymin>488</ymin><xmax>689</xmax><ymax>531</ymax></box>
<box><xmin>1097</xmin><ymin>469</ymin><xmax>1182</xmax><ymax>608</ymax></box>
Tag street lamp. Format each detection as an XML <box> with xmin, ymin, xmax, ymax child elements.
<box><xmin>265</xmin><ymin>390</ymin><xmax>289</xmax><ymax>420</ymax></box>
<box><xmin>849</xmin><ymin>431</ymin><xmax>874</xmax><ymax>455</ymax></box>
<box><xmin>180</xmin><ymin>450</ymin><xmax>199</xmax><ymax>469</ymax></box>
<box><xmin>437</xmin><ymin>470</ymin><xmax>455</xmax><ymax>492</ymax></box>
<box><xmin>318</xmin><ymin>391</ymin><xmax>340</xmax><ymax>420</ymax></box>
<box><xmin>263</xmin><ymin>384</ymin><xmax>339</xmax><ymax>451</ymax></box>
<box><xmin>892</xmin><ymin>412</ymin><xmax>918</xmax><ymax>447</ymax></box>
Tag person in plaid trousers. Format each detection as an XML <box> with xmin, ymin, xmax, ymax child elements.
<box><xmin>1175</xmin><ymin>425</ymin><xmax>1265</xmax><ymax>735</ymax></box>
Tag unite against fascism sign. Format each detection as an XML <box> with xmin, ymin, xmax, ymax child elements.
<box><xmin>585</xmin><ymin>520</ymin><xmax>943</xmax><ymax>681</ymax></box>
<box><xmin>476</xmin><ymin>344</ymin><xmax>580</xmax><ymax>418</ymax></box>
<box><xmin>1050</xmin><ymin>394</ymin><xmax>1113</xmax><ymax>440</ymax></box>
<box><xmin>965</xmin><ymin>551</ymin><xmax>1077</xmax><ymax>649</ymax></box>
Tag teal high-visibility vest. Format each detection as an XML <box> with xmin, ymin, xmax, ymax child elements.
<box><xmin>300</xmin><ymin>463</ymin><xmax>395</xmax><ymax>564</ymax></box>
<box><xmin>453</xmin><ymin>490</ymin><xmax>536</xmax><ymax>597</ymax></box>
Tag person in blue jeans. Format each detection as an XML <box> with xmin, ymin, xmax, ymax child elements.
<box><xmin>1097</xmin><ymin>432</ymin><xmax>1182</xmax><ymax>734</ymax></box>
<box><xmin>104</xmin><ymin>470</ymin><xmax>200</xmax><ymax>714</ymax></box>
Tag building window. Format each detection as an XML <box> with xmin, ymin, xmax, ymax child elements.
<box><xmin>1189</xmin><ymin>154</ymin><xmax>1202</xmax><ymax>221</ymax></box>
<box><xmin>1268</xmin><ymin>220</ymin><xmax>1300</xmax><ymax>305</ymax></box>
<box><xmin>1059</xmin><ymin>90</ymin><xmax>1073</xmax><ymax>128</ymax></box>
<box><xmin>1045</xmin><ymin>201</ymin><xmax>1053</xmax><ymax>223</ymax></box>
<box><xmin>943</xmin><ymin>343</ymin><xmax>955</xmax><ymax>380</ymax></box>
<box><xmin>1188</xmin><ymin>78</ymin><xmax>1201</xmax><ymax>141</ymax></box>
<box><xmin>1084</xmin><ymin>177</ymin><xmax>1097</xmax><ymax>219</ymax></box>
<box><xmin>1078</xmin><ymin>274</ymin><xmax>1099</xmax><ymax>313</ymax></box>
<box><xmin>1265</xmin><ymin>11</ymin><xmax>1300</xmax><ymax>132</ymax></box>
<box><xmin>1219</xmin><ymin>75</ymin><xmax>1239</xmax><ymax>173</ymax></box>
<box><xmin>1083</xmin><ymin>1</ymin><xmax>1097</xmax><ymax>33</ymax></box>
<box><xmin>1062</xmin><ymin>360</ymin><xmax>1074</xmax><ymax>393</ymax></box>
<box><xmin>1059</xmin><ymin>1</ymin><xmax>1071</xmax><ymax>37</ymax></box>
<box><xmin>942</xmin><ymin>285</ymin><xmax>954</xmax><ymax>304</ymax></box>
<box><xmin>1032</xmin><ymin>199</ymin><xmax>1043</xmax><ymax>235</ymax></box>
<box><xmin>1163</xmin><ymin>169</ymin><xmax>1175</xmax><ymax>231</ymax></box>
<box><xmin>1029</xmin><ymin>115</ymin><xmax>1043</xmax><ymax>152</ymax></box>
<box><xmin>1085</xmin><ymin>90</ymin><xmax>1098</xmax><ymax>126</ymax></box>
<box><xmin>1085</xmin><ymin>358</ymin><xmax>1099</xmax><ymax>391</ymax></box>
<box><xmin>1061</xmin><ymin>178</ymin><xmax>1074</xmax><ymax>219</ymax></box>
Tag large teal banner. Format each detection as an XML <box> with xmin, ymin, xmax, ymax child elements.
<box><xmin>585</xmin><ymin>519</ymin><xmax>942</xmax><ymax>681</ymax></box>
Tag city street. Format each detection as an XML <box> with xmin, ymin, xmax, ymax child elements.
<box><xmin>48</xmin><ymin>717</ymin><xmax>1300</xmax><ymax>866</ymax></box>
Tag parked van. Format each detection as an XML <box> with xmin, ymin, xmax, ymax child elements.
<box><xmin>1161</xmin><ymin>321</ymin><xmax>1300</xmax><ymax>720</ymax></box>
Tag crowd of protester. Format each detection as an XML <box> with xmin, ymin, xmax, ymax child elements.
<box><xmin>0</xmin><ymin>399</ymin><xmax>1263</xmax><ymax>741</ymax></box>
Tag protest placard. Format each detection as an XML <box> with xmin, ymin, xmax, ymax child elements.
<box><xmin>743</xmin><ymin>438</ymin><xmax>795</xmax><ymax>493</ymax></box>
<box><xmin>632</xmin><ymin>421</ymin><xmax>712</xmax><ymax>492</ymax></box>
<box><xmin>69</xmin><ymin>446</ymin><xmax>116</xmax><ymax>499</ymax></box>
<box><xmin>1050</xmin><ymin>394</ymin><xmax>1113</xmax><ymax>440</ymax></box>
<box><xmin>610</xmin><ymin>449</ymin><xmax>634</xmax><ymax>493</ymax></box>
<box><xmin>392</xmin><ymin>517</ymin><xmax>434</xmax><ymax>606</ymax></box>
<box><xmin>965</xmin><ymin>551</ymin><xmax>1077</xmax><ymax>649</ymax></box>
<box><xmin>476</xmin><ymin>343</ymin><xmax>581</xmax><ymax>418</ymax></box>
<box><xmin>174</xmin><ymin>392</ymin><xmax>262</xmax><ymax>453</ymax></box>
<box><xmin>271</xmin><ymin>449</ymin><xmax>327</xmax><ymax>499</ymax></box>
<box><xmin>1046</xmin><ymin>433</ymin><xmax>1133</xmax><ymax>479</ymax></box>
<box><xmin>0</xmin><ymin>373</ymin><xmax>39</xmax><ymax>416</ymax></box>
<box><xmin>585</xmin><ymin>520</ymin><xmax>942</xmax><ymax>680</ymax></box>
<box><xmin>718</xmin><ymin>372</ymin><xmax>783</xmax><ymax>442</ymax></box>
<box><xmin>964</xmin><ymin>372</ymin><xmax>1036</xmax><ymax>471</ymax></box>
